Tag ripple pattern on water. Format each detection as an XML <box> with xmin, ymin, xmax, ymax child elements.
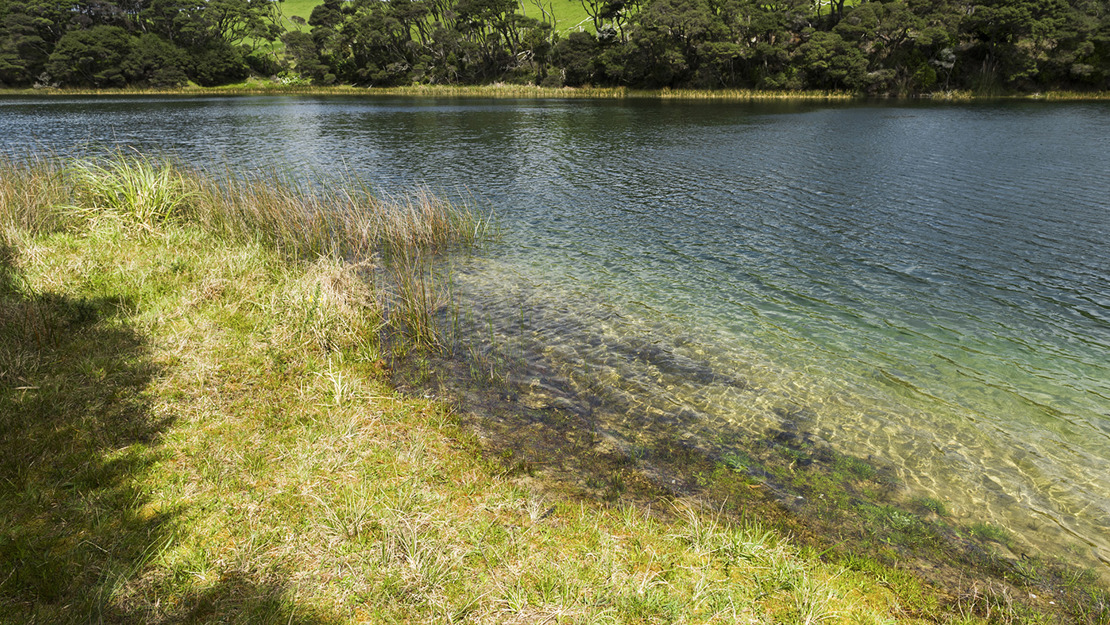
<box><xmin>3</xmin><ymin>95</ymin><xmax>1109</xmax><ymax>570</ymax></box>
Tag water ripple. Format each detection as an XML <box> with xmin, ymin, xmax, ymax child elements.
<box><xmin>3</xmin><ymin>95</ymin><xmax>1110</xmax><ymax>571</ymax></box>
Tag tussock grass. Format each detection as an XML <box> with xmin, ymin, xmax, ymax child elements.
<box><xmin>1</xmin><ymin>152</ymin><xmax>486</xmax><ymax>348</ymax></box>
<box><xmin>69</xmin><ymin>155</ymin><xmax>194</xmax><ymax>230</ymax></box>
<box><xmin>0</xmin><ymin>151</ymin><xmax>1000</xmax><ymax>623</ymax></box>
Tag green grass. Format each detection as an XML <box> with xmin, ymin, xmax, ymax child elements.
<box><xmin>0</xmin><ymin>153</ymin><xmax>929</xmax><ymax>623</ymax></box>
<box><xmin>5</xmin><ymin>152</ymin><xmax>1109</xmax><ymax>624</ymax></box>
<box><xmin>529</xmin><ymin>0</ymin><xmax>595</xmax><ymax>32</ymax></box>
<box><xmin>283</xmin><ymin>0</ymin><xmax>595</xmax><ymax>33</ymax></box>
<box><xmin>278</xmin><ymin>0</ymin><xmax>321</xmax><ymax>30</ymax></box>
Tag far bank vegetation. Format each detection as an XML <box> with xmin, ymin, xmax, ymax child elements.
<box><xmin>1</xmin><ymin>0</ymin><xmax>1108</xmax><ymax>95</ymax></box>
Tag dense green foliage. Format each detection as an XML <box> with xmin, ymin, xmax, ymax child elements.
<box><xmin>1</xmin><ymin>0</ymin><xmax>1108</xmax><ymax>93</ymax></box>
<box><xmin>0</xmin><ymin>0</ymin><xmax>283</xmax><ymax>87</ymax></box>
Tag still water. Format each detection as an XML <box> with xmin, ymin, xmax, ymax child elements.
<box><xmin>3</xmin><ymin>95</ymin><xmax>1109</xmax><ymax>569</ymax></box>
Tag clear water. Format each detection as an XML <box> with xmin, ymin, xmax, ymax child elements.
<box><xmin>3</xmin><ymin>95</ymin><xmax>1109</xmax><ymax>569</ymax></box>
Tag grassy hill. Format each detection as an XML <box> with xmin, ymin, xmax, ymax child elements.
<box><xmin>522</xmin><ymin>0</ymin><xmax>595</xmax><ymax>32</ymax></box>
<box><xmin>278</xmin><ymin>0</ymin><xmax>321</xmax><ymax>30</ymax></box>
<box><xmin>0</xmin><ymin>153</ymin><xmax>939</xmax><ymax>624</ymax></box>
<box><xmin>280</xmin><ymin>0</ymin><xmax>596</xmax><ymax>33</ymax></box>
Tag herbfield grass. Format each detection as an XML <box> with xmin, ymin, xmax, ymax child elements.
<box><xmin>0</xmin><ymin>153</ymin><xmax>933</xmax><ymax>623</ymax></box>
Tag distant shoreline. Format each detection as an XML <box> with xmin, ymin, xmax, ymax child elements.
<box><xmin>4</xmin><ymin>82</ymin><xmax>1110</xmax><ymax>101</ymax></box>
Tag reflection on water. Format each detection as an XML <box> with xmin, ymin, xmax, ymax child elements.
<box><xmin>3</xmin><ymin>95</ymin><xmax>1109</xmax><ymax>570</ymax></box>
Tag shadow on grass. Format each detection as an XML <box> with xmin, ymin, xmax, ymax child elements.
<box><xmin>175</xmin><ymin>570</ymin><xmax>342</xmax><ymax>625</ymax></box>
<box><xmin>0</xmin><ymin>239</ymin><xmax>337</xmax><ymax>623</ymax></box>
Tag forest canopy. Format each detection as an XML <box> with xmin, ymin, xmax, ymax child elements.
<box><xmin>1</xmin><ymin>0</ymin><xmax>1108</xmax><ymax>93</ymax></box>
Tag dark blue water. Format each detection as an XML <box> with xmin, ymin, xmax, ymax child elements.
<box><xmin>3</xmin><ymin>95</ymin><xmax>1108</xmax><ymax>567</ymax></box>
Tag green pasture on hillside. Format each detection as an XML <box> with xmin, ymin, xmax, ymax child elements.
<box><xmin>280</xmin><ymin>0</ymin><xmax>595</xmax><ymax>33</ymax></box>
<box><xmin>523</xmin><ymin>0</ymin><xmax>595</xmax><ymax>32</ymax></box>
<box><xmin>279</xmin><ymin>0</ymin><xmax>321</xmax><ymax>30</ymax></box>
<box><xmin>276</xmin><ymin>0</ymin><xmax>860</xmax><ymax>34</ymax></box>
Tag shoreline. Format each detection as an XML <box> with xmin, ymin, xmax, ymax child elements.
<box><xmin>3</xmin><ymin>154</ymin><xmax>1108</xmax><ymax>622</ymax></box>
<box><xmin>3</xmin><ymin>81</ymin><xmax>1110</xmax><ymax>101</ymax></box>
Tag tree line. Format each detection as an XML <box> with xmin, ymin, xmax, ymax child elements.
<box><xmin>2</xmin><ymin>0</ymin><xmax>1108</xmax><ymax>93</ymax></box>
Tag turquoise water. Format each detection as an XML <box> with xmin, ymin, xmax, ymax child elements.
<box><xmin>3</xmin><ymin>95</ymin><xmax>1109</xmax><ymax>568</ymax></box>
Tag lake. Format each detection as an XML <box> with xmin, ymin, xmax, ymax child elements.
<box><xmin>3</xmin><ymin>94</ymin><xmax>1108</xmax><ymax>571</ymax></box>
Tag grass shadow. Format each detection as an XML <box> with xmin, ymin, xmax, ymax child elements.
<box><xmin>175</xmin><ymin>570</ymin><xmax>343</xmax><ymax>625</ymax></box>
<box><xmin>0</xmin><ymin>239</ymin><xmax>336</xmax><ymax>623</ymax></box>
<box><xmin>0</xmin><ymin>235</ymin><xmax>169</xmax><ymax>620</ymax></box>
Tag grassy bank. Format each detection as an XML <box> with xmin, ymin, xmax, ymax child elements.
<box><xmin>1</xmin><ymin>154</ymin><xmax>1103</xmax><ymax>624</ymax></box>
<box><xmin>0</xmin><ymin>153</ymin><xmax>903</xmax><ymax>623</ymax></box>
<box><xmin>1</xmin><ymin>82</ymin><xmax>853</xmax><ymax>99</ymax></box>
<box><xmin>6</xmin><ymin>82</ymin><xmax>1110</xmax><ymax>100</ymax></box>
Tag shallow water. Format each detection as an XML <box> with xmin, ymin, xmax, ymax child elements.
<box><xmin>3</xmin><ymin>95</ymin><xmax>1109</xmax><ymax>569</ymax></box>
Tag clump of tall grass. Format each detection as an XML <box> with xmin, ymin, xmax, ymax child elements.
<box><xmin>3</xmin><ymin>151</ymin><xmax>487</xmax><ymax>257</ymax></box>
<box><xmin>68</xmin><ymin>153</ymin><xmax>193</xmax><ymax>231</ymax></box>
<box><xmin>186</xmin><ymin>166</ymin><xmax>487</xmax><ymax>262</ymax></box>
<box><xmin>186</xmin><ymin>166</ymin><xmax>487</xmax><ymax>347</ymax></box>
<box><xmin>383</xmin><ymin>248</ymin><xmax>444</xmax><ymax>349</ymax></box>
<box><xmin>0</xmin><ymin>152</ymin><xmax>488</xmax><ymax>349</ymax></box>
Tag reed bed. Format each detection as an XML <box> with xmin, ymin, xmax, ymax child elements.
<box><xmin>186</xmin><ymin>167</ymin><xmax>486</xmax><ymax>261</ymax></box>
<box><xmin>0</xmin><ymin>153</ymin><xmax>72</xmax><ymax>234</ymax></box>
<box><xmin>357</xmin><ymin>83</ymin><xmax>856</xmax><ymax>100</ymax></box>
<box><xmin>3</xmin><ymin>81</ymin><xmax>367</xmax><ymax>96</ymax></box>
<box><xmin>1033</xmin><ymin>90</ymin><xmax>1110</xmax><ymax>100</ymax></box>
<box><xmin>0</xmin><ymin>152</ymin><xmax>487</xmax><ymax>348</ymax></box>
<box><xmin>4</xmin><ymin>152</ymin><xmax>486</xmax><ymax>252</ymax></box>
<box><xmin>3</xmin><ymin>82</ymin><xmax>850</xmax><ymax>99</ymax></box>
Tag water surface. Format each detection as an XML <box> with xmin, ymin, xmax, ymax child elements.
<box><xmin>3</xmin><ymin>95</ymin><xmax>1108</xmax><ymax>569</ymax></box>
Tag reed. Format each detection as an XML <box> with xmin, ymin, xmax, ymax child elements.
<box><xmin>0</xmin><ymin>153</ymin><xmax>487</xmax><ymax>350</ymax></box>
<box><xmin>382</xmin><ymin>247</ymin><xmax>444</xmax><ymax>349</ymax></box>
<box><xmin>186</xmin><ymin>167</ymin><xmax>486</xmax><ymax>347</ymax></box>
<box><xmin>187</xmin><ymin>166</ymin><xmax>486</xmax><ymax>261</ymax></box>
